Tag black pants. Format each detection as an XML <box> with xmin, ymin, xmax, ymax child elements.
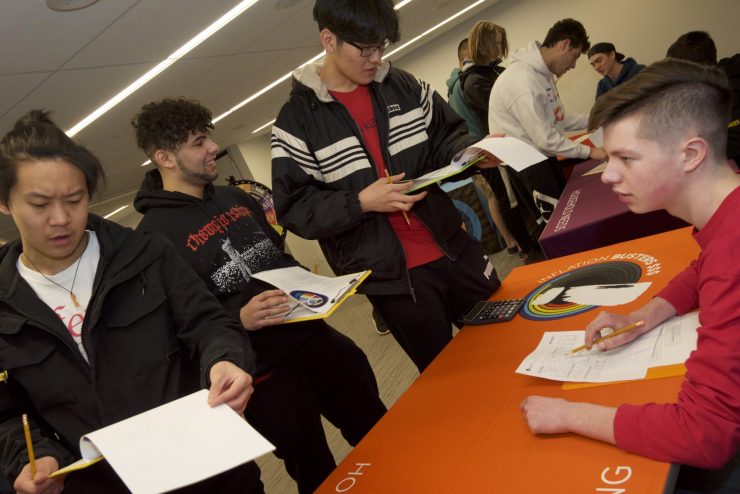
<box><xmin>481</xmin><ymin>167</ymin><xmax>535</xmax><ymax>253</ymax></box>
<box><xmin>368</xmin><ymin>238</ymin><xmax>501</xmax><ymax>372</ymax></box>
<box><xmin>64</xmin><ymin>459</ymin><xmax>264</xmax><ymax>493</ymax></box>
<box><xmin>675</xmin><ymin>453</ymin><xmax>740</xmax><ymax>494</ymax></box>
<box><xmin>244</xmin><ymin>323</ymin><xmax>386</xmax><ymax>494</ymax></box>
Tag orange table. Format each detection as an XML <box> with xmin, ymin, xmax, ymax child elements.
<box><xmin>318</xmin><ymin>227</ymin><xmax>700</xmax><ymax>494</ymax></box>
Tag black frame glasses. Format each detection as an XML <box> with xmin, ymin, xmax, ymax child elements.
<box><xmin>343</xmin><ymin>39</ymin><xmax>391</xmax><ymax>58</ymax></box>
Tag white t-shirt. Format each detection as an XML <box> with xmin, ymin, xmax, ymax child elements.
<box><xmin>17</xmin><ymin>231</ymin><xmax>100</xmax><ymax>362</ymax></box>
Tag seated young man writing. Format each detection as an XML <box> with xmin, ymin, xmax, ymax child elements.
<box><xmin>520</xmin><ymin>59</ymin><xmax>739</xmax><ymax>492</ymax></box>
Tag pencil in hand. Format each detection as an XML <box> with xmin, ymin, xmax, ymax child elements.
<box><xmin>571</xmin><ymin>320</ymin><xmax>645</xmax><ymax>353</ymax></box>
<box><xmin>22</xmin><ymin>414</ymin><xmax>37</xmax><ymax>478</ymax></box>
<box><xmin>385</xmin><ymin>168</ymin><xmax>411</xmax><ymax>227</ymax></box>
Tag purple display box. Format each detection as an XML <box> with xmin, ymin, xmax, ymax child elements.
<box><xmin>538</xmin><ymin>160</ymin><xmax>687</xmax><ymax>259</ymax></box>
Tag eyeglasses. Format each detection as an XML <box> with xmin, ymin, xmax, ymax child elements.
<box><xmin>343</xmin><ymin>39</ymin><xmax>391</xmax><ymax>58</ymax></box>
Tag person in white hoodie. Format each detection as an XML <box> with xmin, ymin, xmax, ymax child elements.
<box><xmin>489</xmin><ymin>19</ymin><xmax>606</xmax><ymax>220</ymax></box>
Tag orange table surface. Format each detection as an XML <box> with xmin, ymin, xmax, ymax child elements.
<box><xmin>318</xmin><ymin>227</ymin><xmax>700</xmax><ymax>494</ymax></box>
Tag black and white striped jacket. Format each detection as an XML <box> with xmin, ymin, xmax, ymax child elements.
<box><xmin>271</xmin><ymin>61</ymin><xmax>477</xmax><ymax>295</ymax></box>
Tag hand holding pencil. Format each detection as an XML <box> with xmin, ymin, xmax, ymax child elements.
<box><xmin>357</xmin><ymin>171</ymin><xmax>427</xmax><ymax>216</ymax></box>
<box><xmin>16</xmin><ymin>415</ymin><xmax>63</xmax><ymax>493</ymax></box>
<box><xmin>577</xmin><ymin>314</ymin><xmax>648</xmax><ymax>353</ymax></box>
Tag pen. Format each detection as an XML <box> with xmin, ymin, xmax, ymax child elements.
<box><xmin>385</xmin><ymin>168</ymin><xmax>411</xmax><ymax>227</ymax></box>
<box><xmin>571</xmin><ymin>320</ymin><xmax>645</xmax><ymax>353</ymax></box>
<box><xmin>22</xmin><ymin>414</ymin><xmax>36</xmax><ymax>478</ymax></box>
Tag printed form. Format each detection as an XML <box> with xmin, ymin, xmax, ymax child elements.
<box><xmin>515</xmin><ymin>312</ymin><xmax>700</xmax><ymax>382</ymax></box>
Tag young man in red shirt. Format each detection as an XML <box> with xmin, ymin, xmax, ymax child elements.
<box><xmin>271</xmin><ymin>0</ymin><xmax>501</xmax><ymax>372</ymax></box>
<box><xmin>520</xmin><ymin>59</ymin><xmax>740</xmax><ymax>492</ymax></box>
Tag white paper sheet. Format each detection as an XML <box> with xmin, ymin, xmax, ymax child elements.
<box><xmin>516</xmin><ymin>329</ymin><xmax>659</xmax><ymax>382</ymax></box>
<box><xmin>648</xmin><ymin>312</ymin><xmax>699</xmax><ymax>367</ymax></box>
<box><xmin>466</xmin><ymin>136</ymin><xmax>548</xmax><ymax>172</ymax></box>
<box><xmin>79</xmin><ymin>390</ymin><xmax>274</xmax><ymax>494</ymax></box>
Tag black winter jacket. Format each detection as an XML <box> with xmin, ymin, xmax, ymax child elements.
<box><xmin>459</xmin><ymin>61</ymin><xmax>505</xmax><ymax>135</ymax></box>
<box><xmin>271</xmin><ymin>61</ymin><xmax>477</xmax><ymax>295</ymax></box>
<box><xmin>0</xmin><ymin>215</ymin><xmax>255</xmax><ymax>483</ymax></box>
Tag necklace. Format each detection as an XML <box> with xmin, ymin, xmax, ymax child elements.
<box><xmin>22</xmin><ymin>234</ymin><xmax>87</xmax><ymax>309</ymax></box>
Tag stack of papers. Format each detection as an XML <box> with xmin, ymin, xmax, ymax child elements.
<box><xmin>407</xmin><ymin>136</ymin><xmax>547</xmax><ymax>193</ymax></box>
<box><xmin>516</xmin><ymin>312</ymin><xmax>699</xmax><ymax>383</ymax></box>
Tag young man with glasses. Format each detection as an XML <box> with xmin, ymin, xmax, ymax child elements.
<box><xmin>271</xmin><ymin>0</ymin><xmax>502</xmax><ymax>373</ymax></box>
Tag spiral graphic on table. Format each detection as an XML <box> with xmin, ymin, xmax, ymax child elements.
<box><xmin>521</xmin><ymin>261</ymin><xmax>643</xmax><ymax>320</ymax></box>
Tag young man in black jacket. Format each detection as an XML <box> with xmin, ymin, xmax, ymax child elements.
<box><xmin>133</xmin><ymin>98</ymin><xmax>386</xmax><ymax>494</ymax></box>
<box><xmin>0</xmin><ymin>111</ymin><xmax>262</xmax><ymax>493</ymax></box>
<box><xmin>271</xmin><ymin>0</ymin><xmax>502</xmax><ymax>372</ymax></box>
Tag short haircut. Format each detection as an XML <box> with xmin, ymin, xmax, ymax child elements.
<box><xmin>468</xmin><ymin>21</ymin><xmax>508</xmax><ymax>66</ymax></box>
<box><xmin>457</xmin><ymin>38</ymin><xmax>469</xmax><ymax>64</ymax></box>
<box><xmin>0</xmin><ymin>110</ymin><xmax>104</xmax><ymax>204</ymax></box>
<box><xmin>542</xmin><ymin>18</ymin><xmax>590</xmax><ymax>53</ymax></box>
<box><xmin>589</xmin><ymin>59</ymin><xmax>730</xmax><ymax>160</ymax></box>
<box><xmin>132</xmin><ymin>98</ymin><xmax>214</xmax><ymax>158</ymax></box>
<box><xmin>313</xmin><ymin>0</ymin><xmax>400</xmax><ymax>45</ymax></box>
<box><xmin>666</xmin><ymin>31</ymin><xmax>717</xmax><ymax>66</ymax></box>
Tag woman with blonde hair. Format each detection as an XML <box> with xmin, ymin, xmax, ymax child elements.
<box><xmin>461</xmin><ymin>21</ymin><xmax>535</xmax><ymax>258</ymax></box>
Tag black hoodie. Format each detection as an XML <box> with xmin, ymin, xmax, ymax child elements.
<box><xmin>135</xmin><ymin>170</ymin><xmax>315</xmax><ymax>373</ymax></box>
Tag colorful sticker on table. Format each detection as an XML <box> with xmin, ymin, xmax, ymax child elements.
<box><xmin>290</xmin><ymin>290</ymin><xmax>329</xmax><ymax>308</ymax></box>
<box><xmin>521</xmin><ymin>261</ymin><xmax>652</xmax><ymax>321</ymax></box>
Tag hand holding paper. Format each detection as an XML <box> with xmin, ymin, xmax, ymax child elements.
<box><xmin>239</xmin><ymin>289</ymin><xmax>292</xmax><ymax>330</ymax></box>
<box><xmin>208</xmin><ymin>361</ymin><xmax>254</xmax><ymax>414</ymax></box>
<box><xmin>359</xmin><ymin>172</ymin><xmax>427</xmax><ymax>212</ymax></box>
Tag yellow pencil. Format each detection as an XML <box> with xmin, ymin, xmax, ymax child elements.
<box><xmin>571</xmin><ymin>320</ymin><xmax>645</xmax><ymax>353</ymax></box>
<box><xmin>385</xmin><ymin>168</ymin><xmax>411</xmax><ymax>227</ymax></box>
<box><xmin>22</xmin><ymin>414</ymin><xmax>37</xmax><ymax>478</ymax></box>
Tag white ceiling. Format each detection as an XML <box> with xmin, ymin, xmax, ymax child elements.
<box><xmin>0</xmin><ymin>0</ymin><xmax>492</xmax><ymax>240</ymax></box>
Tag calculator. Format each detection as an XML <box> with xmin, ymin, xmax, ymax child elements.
<box><xmin>461</xmin><ymin>299</ymin><xmax>524</xmax><ymax>325</ymax></box>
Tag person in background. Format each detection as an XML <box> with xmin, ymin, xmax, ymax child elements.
<box><xmin>447</xmin><ymin>38</ymin><xmax>484</xmax><ymax>138</ymax></box>
<box><xmin>271</xmin><ymin>0</ymin><xmax>502</xmax><ymax>372</ymax></box>
<box><xmin>489</xmin><ymin>19</ymin><xmax>606</xmax><ymax>222</ymax></box>
<box><xmin>133</xmin><ymin>98</ymin><xmax>386</xmax><ymax>494</ymax></box>
<box><xmin>587</xmin><ymin>42</ymin><xmax>644</xmax><ymax>98</ymax></box>
<box><xmin>520</xmin><ymin>59</ymin><xmax>739</xmax><ymax>494</ymax></box>
<box><xmin>0</xmin><ymin>110</ymin><xmax>262</xmax><ymax>494</ymax></box>
<box><xmin>667</xmin><ymin>30</ymin><xmax>740</xmax><ymax>165</ymax></box>
<box><xmin>461</xmin><ymin>20</ymin><xmax>535</xmax><ymax>260</ymax></box>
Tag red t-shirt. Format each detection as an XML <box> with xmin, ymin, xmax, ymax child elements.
<box><xmin>330</xmin><ymin>85</ymin><xmax>443</xmax><ymax>269</ymax></box>
<box><xmin>614</xmin><ymin>185</ymin><xmax>740</xmax><ymax>468</ymax></box>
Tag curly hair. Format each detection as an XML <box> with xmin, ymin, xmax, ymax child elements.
<box><xmin>0</xmin><ymin>109</ymin><xmax>104</xmax><ymax>204</ymax></box>
<box><xmin>131</xmin><ymin>98</ymin><xmax>214</xmax><ymax>157</ymax></box>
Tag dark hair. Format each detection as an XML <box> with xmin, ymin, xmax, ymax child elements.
<box><xmin>0</xmin><ymin>110</ymin><xmax>104</xmax><ymax>204</ymax></box>
<box><xmin>542</xmin><ymin>18</ymin><xmax>590</xmax><ymax>53</ymax></box>
<box><xmin>457</xmin><ymin>38</ymin><xmax>469</xmax><ymax>64</ymax></box>
<box><xmin>588</xmin><ymin>42</ymin><xmax>625</xmax><ymax>62</ymax></box>
<box><xmin>132</xmin><ymin>98</ymin><xmax>214</xmax><ymax>157</ymax></box>
<box><xmin>313</xmin><ymin>0</ymin><xmax>400</xmax><ymax>45</ymax></box>
<box><xmin>468</xmin><ymin>21</ymin><xmax>508</xmax><ymax>65</ymax></box>
<box><xmin>589</xmin><ymin>59</ymin><xmax>730</xmax><ymax>160</ymax></box>
<box><xmin>666</xmin><ymin>31</ymin><xmax>717</xmax><ymax>65</ymax></box>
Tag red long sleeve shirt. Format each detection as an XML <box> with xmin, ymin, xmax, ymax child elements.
<box><xmin>614</xmin><ymin>186</ymin><xmax>740</xmax><ymax>468</ymax></box>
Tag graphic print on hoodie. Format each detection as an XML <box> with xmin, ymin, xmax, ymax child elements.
<box><xmin>134</xmin><ymin>169</ymin><xmax>296</xmax><ymax>304</ymax></box>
